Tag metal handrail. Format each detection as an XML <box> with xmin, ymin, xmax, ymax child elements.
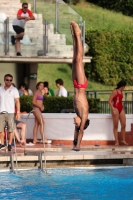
<box><xmin>24</xmin><ymin>110</ymin><xmax>47</xmax><ymax>173</ymax></box>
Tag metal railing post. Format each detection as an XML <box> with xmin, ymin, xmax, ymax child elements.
<box><xmin>43</xmin><ymin>20</ymin><xmax>48</xmax><ymax>56</ymax></box>
<box><xmin>69</xmin><ymin>0</ymin><xmax>72</xmax><ymax>5</ymax></box>
<box><xmin>33</xmin><ymin>0</ymin><xmax>36</xmax><ymax>13</ymax></box>
<box><xmin>55</xmin><ymin>0</ymin><xmax>59</xmax><ymax>33</ymax></box>
<box><xmin>4</xmin><ymin>17</ymin><xmax>9</xmax><ymax>55</ymax></box>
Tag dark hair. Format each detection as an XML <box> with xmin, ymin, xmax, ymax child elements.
<box><xmin>4</xmin><ymin>74</ymin><xmax>13</xmax><ymax>80</ymax></box>
<box><xmin>44</xmin><ymin>81</ymin><xmax>49</xmax><ymax>87</ymax></box>
<box><xmin>55</xmin><ymin>79</ymin><xmax>64</xmax><ymax>86</ymax></box>
<box><xmin>116</xmin><ymin>80</ymin><xmax>126</xmax><ymax>89</ymax></box>
<box><xmin>12</xmin><ymin>83</ymin><xmax>16</xmax><ymax>87</ymax></box>
<box><xmin>36</xmin><ymin>82</ymin><xmax>44</xmax><ymax>90</ymax></box>
<box><xmin>77</xmin><ymin>119</ymin><xmax>90</xmax><ymax>131</ymax></box>
<box><xmin>20</xmin><ymin>83</ymin><xmax>28</xmax><ymax>91</ymax></box>
<box><xmin>22</xmin><ymin>2</ymin><xmax>28</xmax><ymax>7</ymax></box>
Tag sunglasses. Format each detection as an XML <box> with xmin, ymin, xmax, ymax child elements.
<box><xmin>23</xmin><ymin>6</ymin><xmax>28</xmax><ymax>9</ymax></box>
<box><xmin>5</xmin><ymin>79</ymin><xmax>12</xmax><ymax>82</ymax></box>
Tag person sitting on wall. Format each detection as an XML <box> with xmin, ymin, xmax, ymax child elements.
<box><xmin>11</xmin><ymin>2</ymin><xmax>35</xmax><ymax>56</ymax></box>
<box><xmin>14</xmin><ymin>120</ymin><xmax>26</xmax><ymax>146</ymax></box>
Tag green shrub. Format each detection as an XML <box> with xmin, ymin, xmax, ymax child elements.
<box><xmin>20</xmin><ymin>96</ymin><xmax>100</xmax><ymax>113</ymax></box>
<box><xmin>85</xmin><ymin>29</ymin><xmax>133</xmax><ymax>85</ymax></box>
<box><xmin>86</xmin><ymin>0</ymin><xmax>133</xmax><ymax>17</ymax></box>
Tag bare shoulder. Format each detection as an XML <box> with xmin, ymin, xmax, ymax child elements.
<box><xmin>112</xmin><ymin>89</ymin><xmax>117</xmax><ymax>95</ymax></box>
<box><xmin>33</xmin><ymin>90</ymin><xmax>38</xmax><ymax>97</ymax></box>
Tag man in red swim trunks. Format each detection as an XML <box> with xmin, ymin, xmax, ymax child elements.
<box><xmin>70</xmin><ymin>21</ymin><xmax>89</xmax><ymax>151</ymax></box>
<box><xmin>11</xmin><ymin>2</ymin><xmax>35</xmax><ymax>56</ymax></box>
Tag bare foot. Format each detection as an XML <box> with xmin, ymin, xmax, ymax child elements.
<box><xmin>121</xmin><ymin>141</ymin><xmax>128</xmax><ymax>146</ymax></box>
<box><xmin>33</xmin><ymin>139</ymin><xmax>40</xmax><ymax>144</ymax></box>
<box><xmin>70</xmin><ymin>21</ymin><xmax>81</xmax><ymax>36</ymax></box>
<box><xmin>41</xmin><ymin>139</ymin><xmax>48</xmax><ymax>144</ymax></box>
<box><xmin>74</xmin><ymin>148</ymin><xmax>80</xmax><ymax>151</ymax></box>
<box><xmin>115</xmin><ymin>142</ymin><xmax>119</xmax><ymax>146</ymax></box>
<box><xmin>19</xmin><ymin>140</ymin><xmax>25</xmax><ymax>147</ymax></box>
<box><xmin>72</xmin><ymin>146</ymin><xmax>76</xmax><ymax>150</ymax></box>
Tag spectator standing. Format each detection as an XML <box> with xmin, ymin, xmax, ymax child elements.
<box><xmin>55</xmin><ymin>78</ymin><xmax>68</xmax><ymax>97</ymax></box>
<box><xmin>108</xmin><ymin>80</ymin><xmax>128</xmax><ymax>146</ymax></box>
<box><xmin>19</xmin><ymin>83</ymin><xmax>33</xmax><ymax>96</ymax></box>
<box><xmin>32</xmin><ymin>82</ymin><xmax>48</xmax><ymax>144</ymax></box>
<box><xmin>43</xmin><ymin>86</ymin><xmax>50</xmax><ymax>96</ymax></box>
<box><xmin>44</xmin><ymin>81</ymin><xmax>54</xmax><ymax>96</ymax></box>
<box><xmin>0</xmin><ymin>74</ymin><xmax>20</xmax><ymax>151</ymax></box>
<box><xmin>11</xmin><ymin>2</ymin><xmax>35</xmax><ymax>56</ymax></box>
<box><xmin>19</xmin><ymin>83</ymin><xmax>29</xmax><ymax>96</ymax></box>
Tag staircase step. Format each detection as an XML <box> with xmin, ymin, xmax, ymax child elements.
<box><xmin>0</xmin><ymin>0</ymin><xmax>77</xmax><ymax>57</ymax></box>
<box><xmin>0</xmin><ymin>0</ymin><xmax>21</xmax><ymax>3</ymax></box>
<box><xmin>0</xmin><ymin>3</ymin><xmax>22</xmax><ymax>7</ymax></box>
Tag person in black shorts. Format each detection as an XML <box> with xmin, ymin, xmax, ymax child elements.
<box><xmin>12</xmin><ymin>2</ymin><xmax>35</xmax><ymax>56</ymax></box>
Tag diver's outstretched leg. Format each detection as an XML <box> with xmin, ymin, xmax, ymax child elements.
<box><xmin>70</xmin><ymin>21</ymin><xmax>85</xmax><ymax>83</ymax></box>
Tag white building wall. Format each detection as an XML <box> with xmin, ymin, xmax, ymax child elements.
<box><xmin>20</xmin><ymin>114</ymin><xmax>133</xmax><ymax>140</ymax></box>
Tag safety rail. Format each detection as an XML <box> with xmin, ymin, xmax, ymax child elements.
<box><xmin>100</xmin><ymin>101</ymin><xmax>133</xmax><ymax>114</ymax></box>
<box><xmin>1</xmin><ymin>0</ymin><xmax>85</xmax><ymax>57</ymax></box>
<box><xmin>68</xmin><ymin>90</ymin><xmax>133</xmax><ymax>101</ymax></box>
<box><xmin>3</xmin><ymin>17</ymin><xmax>48</xmax><ymax>56</ymax></box>
<box><xmin>32</xmin><ymin>0</ymin><xmax>83</xmax><ymax>44</ymax></box>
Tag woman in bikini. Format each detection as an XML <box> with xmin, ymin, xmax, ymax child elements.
<box><xmin>70</xmin><ymin>21</ymin><xmax>89</xmax><ymax>151</ymax></box>
<box><xmin>108</xmin><ymin>80</ymin><xmax>128</xmax><ymax>146</ymax></box>
<box><xmin>32</xmin><ymin>82</ymin><xmax>48</xmax><ymax>144</ymax></box>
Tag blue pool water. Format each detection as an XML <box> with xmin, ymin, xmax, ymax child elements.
<box><xmin>0</xmin><ymin>167</ymin><xmax>133</xmax><ymax>200</ymax></box>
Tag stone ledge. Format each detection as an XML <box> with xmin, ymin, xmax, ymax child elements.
<box><xmin>0</xmin><ymin>56</ymin><xmax>92</xmax><ymax>63</ymax></box>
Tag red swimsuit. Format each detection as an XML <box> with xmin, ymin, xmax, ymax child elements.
<box><xmin>112</xmin><ymin>90</ymin><xmax>123</xmax><ymax>113</ymax></box>
<box><xmin>73</xmin><ymin>79</ymin><xmax>88</xmax><ymax>89</ymax></box>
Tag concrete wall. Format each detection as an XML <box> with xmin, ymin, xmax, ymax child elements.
<box><xmin>20</xmin><ymin>113</ymin><xmax>133</xmax><ymax>140</ymax></box>
<box><xmin>0</xmin><ymin>63</ymin><xmax>38</xmax><ymax>91</ymax></box>
<box><xmin>0</xmin><ymin>63</ymin><xmax>24</xmax><ymax>87</ymax></box>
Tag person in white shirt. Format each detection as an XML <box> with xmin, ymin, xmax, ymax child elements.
<box><xmin>0</xmin><ymin>74</ymin><xmax>20</xmax><ymax>151</ymax></box>
<box><xmin>11</xmin><ymin>2</ymin><xmax>35</xmax><ymax>56</ymax></box>
<box><xmin>55</xmin><ymin>79</ymin><xmax>68</xmax><ymax>97</ymax></box>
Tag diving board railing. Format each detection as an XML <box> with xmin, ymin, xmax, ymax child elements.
<box><xmin>24</xmin><ymin>110</ymin><xmax>47</xmax><ymax>172</ymax></box>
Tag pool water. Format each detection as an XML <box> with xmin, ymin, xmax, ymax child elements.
<box><xmin>0</xmin><ymin>167</ymin><xmax>133</xmax><ymax>200</ymax></box>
